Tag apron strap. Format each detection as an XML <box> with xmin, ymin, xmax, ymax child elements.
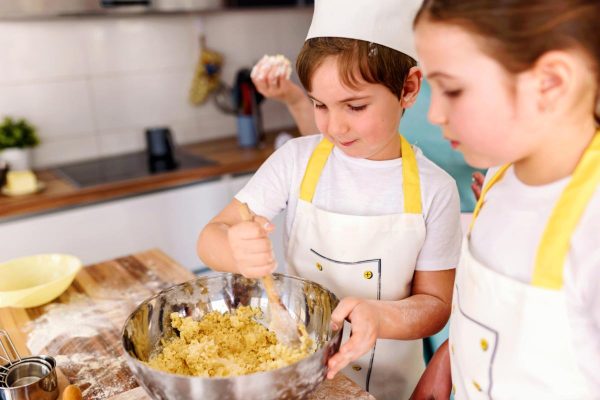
<box><xmin>299</xmin><ymin>138</ymin><xmax>335</xmax><ymax>202</ymax></box>
<box><xmin>533</xmin><ymin>132</ymin><xmax>600</xmax><ymax>289</ymax></box>
<box><xmin>299</xmin><ymin>135</ymin><xmax>423</xmax><ymax>214</ymax></box>
<box><xmin>400</xmin><ymin>135</ymin><xmax>423</xmax><ymax>214</ymax></box>
<box><xmin>468</xmin><ymin>164</ymin><xmax>511</xmax><ymax>234</ymax></box>
<box><xmin>469</xmin><ymin>131</ymin><xmax>600</xmax><ymax>290</ymax></box>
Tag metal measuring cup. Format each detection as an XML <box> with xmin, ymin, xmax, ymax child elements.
<box><xmin>0</xmin><ymin>330</ymin><xmax>58</xmax><ymax>400</ymax></box>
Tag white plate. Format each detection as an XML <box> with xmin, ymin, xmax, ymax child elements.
<box><xmin>1</xmin><ymin>181</ymin><xmax>46</xmax><ymax>197</ymax></box>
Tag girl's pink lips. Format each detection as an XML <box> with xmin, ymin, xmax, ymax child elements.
<box><xmin>444</xmin><ymin>137</ymin><xmax>460</xmax><ymax>149</ymax></box>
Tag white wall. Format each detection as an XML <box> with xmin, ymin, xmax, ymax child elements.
<box><xmin>0</xmin><ymin>8</ymin><xmax>312</xmax><ymax>168</ymax></box>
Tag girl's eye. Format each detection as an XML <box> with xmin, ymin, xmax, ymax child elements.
<box><xmin>349</xmin><ymin>104</ymin><xmax>367</xmax><ymax>112</ymax></box>
<box><xmin>443</xmin><ymin>90</ymin><xmax>462</xmax><ymax>98</ymax></box>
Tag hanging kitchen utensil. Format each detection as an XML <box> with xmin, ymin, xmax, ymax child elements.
<box><xmin>188</xmin><ymin>34</ymin><xmax>223</xmax><ymax>105</ymax></box>
<box><xmin>237</xmin><ymin>203</ymin><xmax>302</xmax><ymax>347</ymax></box>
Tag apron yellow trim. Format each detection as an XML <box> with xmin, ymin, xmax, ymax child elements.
<box><xmin>468</xmin><ymin>164</ymin><xmax>511</xmax><ymax>234</ymax></box>
<box><xmin>400</xmin><ymin>135</ymin><xmax>422</xmax><ymax>214</ymax></box>
<box><xmin>533</xmin><ymin>132</ymin><xmax>600</xmax><ymax>289</ymax></box>
<box><xmin>299</xmin><ymin>139</ymin><xmax>334</xmax><ymax>202</ymax></box>
<box><xmin>299</xmin><ymin>135</ymin><xmax>422</xmax><ymax>214</ymax></box>
<box><xmin>470</xmin><ymin>131</ymin><xmax>600</xmax><ymax>290</ymax></box>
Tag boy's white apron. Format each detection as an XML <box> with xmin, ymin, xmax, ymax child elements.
<box><xmin>287</xmin><ymin>136</ymin><xmax>426</xmax><ymax>400</ymax></box>
<box><xmin>449</xmin><ymin>133</ymin><xmax>600</xmax><ymax>399</ymax></box>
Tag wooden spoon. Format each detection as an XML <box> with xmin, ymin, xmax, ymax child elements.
<box><xmin>238</xmin><ymin>202</ymin><xmax>301</xmax><ymax>347</ymax></box>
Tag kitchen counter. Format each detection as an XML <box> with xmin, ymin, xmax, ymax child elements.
<box><xmin>0</xmin><ymin>249</ymin><xmax>375</xmax><ymax>400</ymax></box>
<box><xmin>0</xmin><ymin>131</ymin><xmax>289</xmax><ymax>221</ymax></box>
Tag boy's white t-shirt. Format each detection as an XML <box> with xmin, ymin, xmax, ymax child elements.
<box><xmin>471</xmin><ymin>166</ymin><xmax>600</xmax><ymax>390</ymax></box>
<box><xmin>236</xmin><ymin>134</ymin><xmax>462</xmax><ymax>271</ymax></box>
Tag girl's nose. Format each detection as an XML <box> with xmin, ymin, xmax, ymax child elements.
<box><xmin>427</xmin><ymin>96</ymin><xmax>448</xmax><ymax>126</ymax></box>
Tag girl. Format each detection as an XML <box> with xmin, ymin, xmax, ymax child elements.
<box><xmin>411</xmin><ymin>0</ymin><xmax>600</xmax><ymax>398</ymax></box>
<box><xmin>198</xmin><ymin>0</ymin><xmax>462</xmax><ymax>398</ymax></box>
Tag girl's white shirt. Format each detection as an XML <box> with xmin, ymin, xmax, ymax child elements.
<box><xmin>471</xmin><ymin>166</ymin><xmax>600</xmax><ymax>390</ymax></box>
<box><xmin>236</xmin><ymin>134</ymin><xmax>462</xmax><ymax>271</ymax></box>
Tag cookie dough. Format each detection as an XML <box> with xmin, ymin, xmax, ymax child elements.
<box><xmin>148</xmin><ymin>306</ymin><xmax>313</xmax><ymax>377</ymax></box>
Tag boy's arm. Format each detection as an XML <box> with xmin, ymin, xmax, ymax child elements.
<box><xmin>327</xmin><ymin>269</ymin><xmax>454</xmax><ymax>378</ymax></box>
<box><xmin>197</xmin><ymin>198</ymin><xmax>276</xmax><ymax>277</ymax></box>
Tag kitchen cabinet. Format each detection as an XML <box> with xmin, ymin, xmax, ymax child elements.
<box><xmin>0</xmin><ymin>178</ymin><xmax>230</xmax><ymax>270</ymax></box>
<box><xmin>0</xmin><ymin>173</ymin><xmax>288</xmax><ymax>272</ymax></box>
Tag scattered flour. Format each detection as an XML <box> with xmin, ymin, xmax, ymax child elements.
<box><xmin>23</xmin><ymin>268</ymin><xmax>174</xmax><ymax>399</ymax></box>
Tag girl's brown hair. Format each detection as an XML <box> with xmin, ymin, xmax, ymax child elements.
<box><xmin>296</xmin><ymin>37</ymin><xmax>417</xmax><ymax>99</ymax></box>
<box><xmin>414</xmin><ymin>0</ymin><xmax>600</xmax><ymax>124</ymax></box>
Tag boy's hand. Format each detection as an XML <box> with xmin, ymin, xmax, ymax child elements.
<box><xmin>227</xmin><ymin>215</ymin><xmax>276</xmax><ymax>278</ymax></box>
<box><xmin>410</xmin><ymin>339</ymin><xmax>452</xmax><ymax>400</ymax></box>
<box><xmin>326</xmin><ymin>298</ymin><xmax>380</xmax><ymax>379</ymax></box>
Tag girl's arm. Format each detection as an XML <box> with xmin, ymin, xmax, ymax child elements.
<box><xmin>197</xmin><ymin>198</ymin><xmax>277</xmax><ymax>278</ymax></box>
<box><xmin>327</xmin><ymin>269</ymin><xmax>455</xmax><ymax>378</ymax></box>
<box><xmin>410</xmin><ymin>339</ymin><xmax>452</xmax><ymax>400</ymax></box>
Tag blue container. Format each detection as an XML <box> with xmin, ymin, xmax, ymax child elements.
<box><xmin>237</xmin><ymin>115</ymin><xmax>258</xmax><ymax>148</ymax></box>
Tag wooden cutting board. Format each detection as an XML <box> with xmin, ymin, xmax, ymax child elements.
<box><xmin>0</xmin><ymin>249</ymin><xmax>374</xmax><ymax>400</ymax></box>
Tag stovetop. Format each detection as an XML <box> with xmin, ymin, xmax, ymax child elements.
<box><xmin>55</xmin><ymin>149</ymin><xmax>216</xmax><ymax>188</ymax></box>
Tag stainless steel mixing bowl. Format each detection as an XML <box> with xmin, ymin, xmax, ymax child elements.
<box><xmin>121</xmin><ymin>273</ymin><xmax>342</xmax><ymax>400</ymax></box>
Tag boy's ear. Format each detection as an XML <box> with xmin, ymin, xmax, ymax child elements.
<box><xmin>533</xmin><ymin>51</ymin><xmax>572</xmax><ymax>113</ymax></box>
<box><xmin>400</xmin><ymin>66</ymin><xmax>422</xmax><ymax>109</ymax></box>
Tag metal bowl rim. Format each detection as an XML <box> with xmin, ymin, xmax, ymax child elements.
<box><xmin>120</xmin><ymin>272</ymin><xmax>342</xmax><ymax>382</ymax></box>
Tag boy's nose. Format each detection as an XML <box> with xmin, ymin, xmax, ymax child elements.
<box><xmin>326</xmin><ymin>112</ymin><xmax>348</xmax><ymax>136</ymax></box>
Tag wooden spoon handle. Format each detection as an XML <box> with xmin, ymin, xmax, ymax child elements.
<box><xmin>62</xmin><ymin>384</ymin><xmax>82</xmax><ymax>400</ymax></box>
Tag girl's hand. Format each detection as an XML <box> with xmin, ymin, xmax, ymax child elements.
<box><xmin>227</xmin><ymin>215</ymin><xmax>276</xmax><ymax>278</ymax></box>
<box><xmin>409</xmin><ymin>340</ymin><xmax>452</xmax><ymax>400</ymax></box>
<box><xmin>326</xmin><ymin>298</ymin><xmax>381</xmax><ymax>379</ymax></box>
<box><xmin>252</xmin><ymin>71</ymin><xmax>305</xmax><ymax>106</ymax></box>
<box><xmin>471</xmin><ymin>171</ymin><xmax>485</xmax><ymax>201</ymax></box>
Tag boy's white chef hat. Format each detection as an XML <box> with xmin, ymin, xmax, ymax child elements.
<box><xmin>306</xmin><ymin>0</ymin><xmax>422</xmax><ymax>60</ymax></box>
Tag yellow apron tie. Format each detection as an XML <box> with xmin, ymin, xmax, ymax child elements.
<box><xmin>470</xmin><ymin>132</ymin><xmax>600</xmax><ymax>289</ymax></box>
<box><xmin>299</xmin><ymin>135</ymin><xmax>422</xmax><ymax>214</ymax></box>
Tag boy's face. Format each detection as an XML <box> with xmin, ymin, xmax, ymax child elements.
<box><xmin>414</xmin><ymin>21</ymin><xmax>543</xmax><ymax>169</ymax></box>
<box><xmin>308</xmin><ymin>56</ymin><xmax>404</xmax><ymax>161</ymax></box>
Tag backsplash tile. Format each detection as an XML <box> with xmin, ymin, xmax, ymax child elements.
<box><xmin>0</xmin><ymin>20</ymin><xmax>88</xmax><ymax>84</ymax></box>
<box><xmin>83</xmin><ymin>16</ymin><xmax>198</xmax><ymax>76</ymax></box>
<box><xmin>0</xmin><ymin>8</ymin><xmax>312</xmax><ymax>168</ymax></box>
<box><xmin>0</xmin><ymin>80</ymin><xmax>95</xmax><ymax>139</ymax></box>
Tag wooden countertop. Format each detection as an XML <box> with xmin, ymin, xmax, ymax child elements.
<box><xmin>0</xmin><ymin>132</ymin><xmax>287</xmax><ymax>222</ymax></box>
<box><xmin>0</xmin><ymin>249</ymin><xmax>374</xmax><ymax>400</ymax></box>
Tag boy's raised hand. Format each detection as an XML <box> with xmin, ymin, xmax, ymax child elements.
<box><xmin>227</xmin><ymin>215</ymin><xmax>277</xmax><ymax>278</ymax></box>
<box><xmin>326</xmin><ymin>297</ymin><xmax>381</xmax><ymax>379</ymax></box>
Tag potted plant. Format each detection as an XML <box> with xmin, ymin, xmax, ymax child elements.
<box><xmin>0</xmin><ymin>116</ymin><xmax>40</xmax><ymax>171</ymax></box>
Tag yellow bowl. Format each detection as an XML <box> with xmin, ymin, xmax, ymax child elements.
<box><xmin>0</xmin><ymin>254</ymin><xmax>82</xmax><ymax>308</ymax></box>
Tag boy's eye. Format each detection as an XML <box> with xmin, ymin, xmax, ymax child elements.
<box><xmin>314</xmin><ymin>103</ymin><xmax>327</xmax><ymax>110</ymax></box>
<box><xmin>349</xmin><ymin>104</ymin><xmax>367</xmax><ymax>112</ymax></box>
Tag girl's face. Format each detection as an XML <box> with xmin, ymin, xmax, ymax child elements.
<box><xmin>308</xmin><ymin>56</ymin><xmax>404</xmax><ymax>161</ymax></box>
<box><xmin>414</xmin><ymin>21</ymin><xmax>542</xmax><ymax>168</ymax></box>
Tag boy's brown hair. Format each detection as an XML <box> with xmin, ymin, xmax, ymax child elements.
<box><xmin>296</xmin><ymin>37</ymin><xmax>417</xmax><ymax>99</ymax></box>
